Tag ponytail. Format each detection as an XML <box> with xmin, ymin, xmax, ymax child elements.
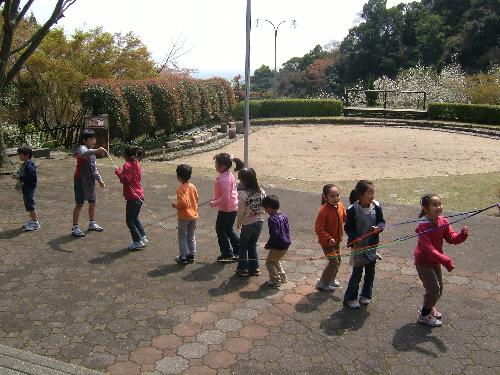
<box><xmin>419</xmin><ymin>193</ymin><xmax>440</xmax><ymax>218</ymax></box>
<box><xmin>233</xmin><ymin>157</ymin><xmax>245</xmax><ymax>172</ymax></box>
<box><xmin>348</xmin><ymin>189</ymin><xmax>358</xmax><ymax>205</ymax></box>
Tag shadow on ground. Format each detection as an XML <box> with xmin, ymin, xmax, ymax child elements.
<box><xmin>0</xmin><ymin>228</ymin><xmax>24</xmax><ymax>240</ymax></box>
<box><xmin>392</xmin><ymin>323</ymin><xmax>447</xmax><ymax>357</ymax></box>
<box><xmin>47</xmin><ymin>234</ymin><xmax>78</xmax><ymax>253</ymax></box>
<box><xmin>320</xmin><ymin>306</ymin><xmax>370</xmax><ymax>336</ymax></box>
<box><xmin>88</xmin><ymin>248</ymin><xmax>131</xmax><ymax>264</ymax></box>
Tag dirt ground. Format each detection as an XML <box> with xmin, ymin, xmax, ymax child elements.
<box><xmin>170</xmin><ymin>125</ymin><xmax>500</xmax><ymax>181</ymax></box>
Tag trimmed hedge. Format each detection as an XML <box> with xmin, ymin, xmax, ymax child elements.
<box><xmin>428</xmin><ymin>103</ymin><xmax>500</xmax><ymax>125</ymax></box>
<box><xmin>234</xmin><ymin>99</ymin><xmax>343</xmax><ymax>119</ymax></box>
<box><xmin>80</xmin><ymin>77</ymin><xmax>236</xmax><ymax>140</ymax></box>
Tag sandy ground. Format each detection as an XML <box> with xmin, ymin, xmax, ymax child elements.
<box><xmin>169</xmin><ymin>125</ymin><xmax>500</xmax><ymax>181</ymax></box>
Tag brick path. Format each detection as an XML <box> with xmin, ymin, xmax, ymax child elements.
<box><xmin>1</xmin><ymin>156</ymin><xmax>499</xmax><ymax>374</ymax></box>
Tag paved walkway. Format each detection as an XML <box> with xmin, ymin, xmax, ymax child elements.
<box><xmin>0</xmin><ymin>157</ymin><xmax>499</xmax><ymax>375</ymax></box>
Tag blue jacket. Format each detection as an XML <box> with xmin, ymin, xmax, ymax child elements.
<box><xmin>19</xmin><ymin>159</ymin><xmax>37</xmax><ymax>192</ymax></box>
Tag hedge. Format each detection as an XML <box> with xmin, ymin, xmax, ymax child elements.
<box><xmin>234</xmin><ymin>99</ymin><xmax>343</xmax><ymax>119</ymax></box>
<box><xmin>80</xmin><ymin>77</ymin><xmax>236</xmax><ymax>140</ymax></box>
<box><xmin>428</xmin><ymin>103</ymin><xmax>500</xmax><ymax>125</ymax></box>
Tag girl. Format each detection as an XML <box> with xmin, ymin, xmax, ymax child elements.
<box><xmin>344</xmin><ymin>180</ymin><xmax>385</xmax><ymax>309</ymax></box>
<box><xmin>414</xmin><ymin>194</ymin><xmax>468</xmax><ymax>327</ymax></box>
<box><xmin>235</xmin><ymin>168</ymin><xmax>266</xmax><ymax>276</ymax></box>
<box><xmin>114</xmin><ymin>146</ymin><xmax>147</xmax><ymax>250</ymax></box>
<box><xmin>315</xmin><ymin>184</ymin><xmax>346</xmax><ymax>291</ymax></box>
<box><xmin>209</xmin><ymin>153</ymin><xmax>244</xmax><ymax>262</ymax></box>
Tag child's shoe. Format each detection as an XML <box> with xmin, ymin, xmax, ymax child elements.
<box><xmin>331</xmin><ymin>279</ymin><xmax>341</xmax><ymax>288</ymax></box>
<box><xmin>431</xmin><ymin>307</ymin><xmax>442</xmax><ymax>319</ymax></box>
<box><xmin>128</xmin><ymin>241</ymin><xmax>145</xmax><ymax>250</ymax></box>
<box><xmin>235</xmin><ymin>269</ymin><xmax>249</xmax><ymax>277</ymax></box>
<box><xmin>24</xmin><ymin>221</ymin><xmax>41</xmax><ymax>231</ymax></box>
<box><xmin>263</xmin><ymin>280</ymin><xmax>281</xmax><ymax>288</ymax></box>
<box><xmin>279</xmin><ymin>274</ymin><xmax>287</xmax><ymax>283</ymax></box>
<box><xmin>71</xmin><ymin>226</ymin><xmax>85</xmax><ymax>237</ymax></box>
<box><xmin>175</xmin><ymin>256</ymin><xmax>188</xmax><ymax>264</ymax></box>
<box><xmin>250</xmin><ymin>269</ymin><xmax>260</xmax><ymax>276</ymax></box>
<box><xmin>376</xmin><ymin>252</ymin><xmax>383</xmax><ymax>261</ymax></box>
<box><xmin>22</xmin><ymin>220</ymin><xmax>31</xmax><ymax>229</ymax></box>
<box><xmin>345</xmin><ymin>300</ymin><xmax>361</xmax><ymax>309</ymax></box>
<box><xmin>187</xmin><ymin>254</ymin><xmax>195</xmax><ymax>263</ymax></box>
<box><xmin>88</xmin><ymin>221</ymin><xmax>104</xmax><ymax>232</ymax></box>
<box><xmin>359</xmin><ymin>296</ymin><xmax>371</xmax><ymax>305</ymax></box>
<box><xmin>142</xmin><ymin>236</ymin><xmax>149</xmax><ymax>246</ymax></box>
<box><xmin>417</xmin><ymin>313</ymin><xmax>442</xmax><ymax>327</ymax></box>
<box><xmin>315</xmin><ymin>280</ymin><xmax>336</xmax><ymax>291</ymax></box>
<box><xmin>217</xmin><ymin>255</ymin><xmax>236</xmax><ymax>263</ymax></box>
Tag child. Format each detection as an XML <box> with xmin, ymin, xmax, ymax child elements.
<box><xmin>72</xmin><ymin>129</ymin><xmax>106</xmax><ymax>237</ymax></box>
<box><xmin>209</xmin><ymin>153</ymin><xmax>242</xmax><ymax>262</ymax></box>
<box><xmin>11</xmin><ymin>145</ymin><xmax>40</xmax><ymax>231</ymax></box>
<box><xmin>235</xmin><ymin>168</ymin><xmax>266</xmax><ymax>276</ymax></box>
<box><xmin>262</xmin><ymin>195</ymin><xmax>291</xmax><ymax>287</ymax></box>
<box><xmin>414</xmin><ymin>194</ymin><xmax>468</xmax><ymax>327</ymax></box>
<box><xmin>315</xmin><ymin>184</ymin><xmax>346</xmax><ymax>291</ymax></box>
<box><xmin>114</xmin><ymin>146</ymin><xmax>147</xmax><ymax>250</ymax></box>
<box><xmin>344</xmin><ymin>180</ymin><xmax>385</xmax><ymax>309</ymax></box>
<box><xmin>172</xmin><ymin>164</ymin><xmax>199</xmax><ymax>264</ymax></box>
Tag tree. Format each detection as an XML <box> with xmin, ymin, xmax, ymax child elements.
<box><xmin>251</xmin><ymin>64</ymin><xmax>273</xmax><ymax>94</ymax></box>
<box><xmin>0</xmin><ymin>0</ymin><xmax>77</xmax><ymax>167</ymax></box>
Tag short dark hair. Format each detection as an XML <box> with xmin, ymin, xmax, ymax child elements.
<box><xmin>262</xmin><ymin>195</ymin><xmax>280</xmax><ymax>209</ymax></box>
<box><xmin>81</xmin><ymin>129</ymin><xmax>96</xmax><ymax>143</ymax></box>
<box><xmin>176</xmin><ymin>164</ymin><xmax>192</xmax><ymax>181</ymax></box>
<box><xmin>17</xmin><ymin>144</ymin><xmax>32</xmax><ymax>158</ymax></box>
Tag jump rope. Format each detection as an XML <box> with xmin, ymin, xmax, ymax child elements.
<box><xmin>105</xmin><ymin>151</ymin><xmax>499</xmax><ymax>261</ymax></box>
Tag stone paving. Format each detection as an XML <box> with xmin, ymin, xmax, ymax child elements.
<box><xmin>1</xmin><ymin>156</ymin><xmax>499</xmax><ymax>374</ymax></box>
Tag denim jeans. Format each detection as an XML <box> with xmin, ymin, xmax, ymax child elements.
<box><xmin>238</xmin><ymin>221</ymin><xmax>263</xmax><ymax>272</ymax></box>
<box><xmin>178</xmin><ymin>219</ymin><xmax>197</xmax><ymax>259</ymax></box>
<box><xmin>215</xmin><ymin>211</ymin><xmax>239</xmax><ymax>257</ymax></box>
<box><xmin>344</xmin><ymin>261</ymin><xmax>376</xmax><ymax>301</ymax></box>
<box><xmin>126</xmin><ymin>199</ymin><xmax>146</xmax><ymax>242</ymax></box>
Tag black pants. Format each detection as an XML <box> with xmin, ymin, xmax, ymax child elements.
<box><xmin>215</xmin><ymin>211</ymin><xmax>239</xmax><ymax>257</ymax></box>
<box><xmin>126</xmin><ymin>199</ymin><xmax>146</xmax><ymax>242</ymax></box>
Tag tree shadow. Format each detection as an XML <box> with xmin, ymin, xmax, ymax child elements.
<box><xmin>0</xmin><ymin>227</ymin><xmax>24</xmax><ymax>240</ymax></box>
<box><xmin>182</xmin><ymin>261</ymin><xmax>225</xmax><ymax>282</ymax></box>
<box><xmin>148</xmin><ymin>263</ymin><xmax>185</xmax><ymax>277</ymax></box>
<box><xmin>208</xmin><ymin>274</ymin><xmax>250</xmax><ymax>297</ymax></box>
<box><xmin>392</xmin><ymin>323</ymin><xmax>447</xmax><ymax>357</ymax></box>
<box><xmin>320</xmin><ymin>305</ymin><xmax>370</xmax><ymax>336</ymax></box>
<box><xmin>295</xmin><ymin>291</ymin><xmax>342</xmax><ymax>313</ymax></box>
<box><xmin>88</xmin><ymin>248</ymin><xmax>131</xmax><ymax>264</ymax></box>
<box><xmin>47</xmin><ymin>234</ymin><xmax>77</xmax><ymax>253</ymax></box>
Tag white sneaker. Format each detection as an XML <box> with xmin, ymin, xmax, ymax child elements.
<box><xmin>128</xmin><ymin>241</ymin><xmax>145</xmax><ymax>250</ymax></box>
<box><xmin>359</xmin><ymin>296</ymin><xmax>371</xmax><ymax>305</ymax></box>
<box><xmin>142</xmin><ymin>236</ymin><xmax>149</xmax><ymax>245</ymax></box>
<box><xmin>88</xmin><ymin>222</ymin><xmax>104</xmax><ymax>232</ymax></box>
<box><xmin>417</xmin><ymin>313</ymin><xmax>442</xmax><ymax>327</ymax></box>
<box><xmin>331</xmin><ymin>279</ymin><xmax>341</xmax><ymax>288</ymax></box>
<box><xmin>315</xmin><ymin>280</ymin><xmax>336</xmax><ymax>291</ymax></box>
<box><xmin>24</xmin><ymin>221</ymin><xmax>41</xmax><ymax>231</ymax></box>
<box><xmin>22</xmin><ymin>220</ymin><xmax>31</xmax><ymax>229</ymax></box>
<box><xmin>376</xmin><ymin>253</ymin><xmax>383</xmax><ymax>260</ymax></box>
<box><xmin>72</xmin><ymin>226</ymin><xmax>85</xmax><ymax>237</ymax></box>
<box><xmin>346</xmin><ymin>300</ymin><xmax>361</xmax><ymax>309</ymax></box>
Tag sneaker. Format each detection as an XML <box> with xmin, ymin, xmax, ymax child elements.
<box><xmin>24</xmin><ymin>221</ymin><xmax>41</xmax><ymax>231</ymax></box>
<box><xmin>280</xmin><ymin>275</ymin><xmax>288</xmax><ymax>283</ymax></box>
<box><xmin>431</xmin><ymin>307</ymin><xmax>442</xmax><ymax>320</ymax></box>
<box><xmin>359</xmin><ymin>296</ymin><xmax>371</xmax><ymax>305</ymax></box>
<box><xmin>250</xmin><ymin>269</ymin><xmax>260</xmax><ymax>276</ymax></box>
<box><xmin>376</xmin><ymin>253</ymin><xmax>383</xmax><ymax>261</ymax></box>
<box><xmin>187</xmin><ymin>254</ymin><xmax>195</xmax><ymax>263</ymax></box>
<box><xmin>88</xmin><ymin>222</ymin><xmax>104</xmax><ymax>232</ymax></box>
<box><xmin>417</xmin><ymin>313</ymin><xmax>442</xmax><ymax>327</ymax></box>
<box><xmin>142</xmin><ymin>236</ymin><xmax>149</xmax><ymax>246</ymax></box>
<box><xmin>235</xmin><ymin>269</ymin><xmax>249</xmax><ymax>277</ymax></box>
<box><xmin>128</xmin><ymin>241</ymin><xmax>145</xmax><ymax>250</ymax></box>
<box><xmin>217</xmin><ymin>255</ymin><xmax>236</xmax><ymax>263</ymax></box>
<box><xmin>331</xmin><ymin>279</ymin><xmax>341</xmax><ymax>288</ymax></box>
<box><xmin>316</xmin><ymin>280</ymin><xmax>336</xmax><ymax>291</ymax></box>
<box><xmin>263</xmin><ymin>280</ymin><xmax>281</xmax><ymax>288</ymax></box>
<box><xmin>71</xmin><ymin>226</ymin><xmax>85</xmax><ymax>237</ymax></box>
<box><xmin>346</xmin><ymin>300</ymin><xmax>361</xmax><ymax>309</ymax></box>
<box><xmin>22</xmin><ymin>220</ymin><xmax>31</xmax><ymax>229</ymax></box>
<box><xmin>175</xmin><ymin>256</ymin><xmax>188</xmax><ymax>264</ymax></box>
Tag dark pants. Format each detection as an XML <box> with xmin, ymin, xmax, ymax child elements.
<box><xmin>126</xmin><ymin>199</ymin><xmax>146</xmax><ymax>242</ymax></box>
<box><xmin>344</xmin><ymin>261</ymin><xmax>376</xmax><ymax>301</ymax></box>
<box><xmin>416</xmin><ymin>265</ymin><xmax>443</xmax><ymax>308</ymax></box>
<box><xmin>215</xmin><ymin>211</ymin><xmax>239</xmax><ymax>257</ymax></box>
<box><xmin>22</xmin><ymin>188</ymin><xmax>35</xmax><ymax>212</ymax></box>
<box><xmin>238</xmin><ymin>221</ymin><xmax>263</xmax><ymax>272</ymax></box>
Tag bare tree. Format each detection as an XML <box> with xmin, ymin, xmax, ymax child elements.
<box><xmin>157</xmin><ymin>36</ymin><xmax>195</xmax><ymax>75</ymax></box>
<box><xmin>0</xmin><ymin>0</ymin><xmax>77</xmax><ymax>167</ymax></box>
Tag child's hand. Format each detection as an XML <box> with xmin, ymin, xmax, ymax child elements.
<box><xmin>114</xmin><ymin>166</ymin><xmax>120</xmax><ymax>172</ymax></box>
<box><xmin>328</xmin><ymin>238</ymin><xmax>336</xmax><ymax>246</ymax></box>
<box><xmin>209</xmin><ymin>200</ymin><xmax>216</xmax><ymax>208</ymax></box>
<box><xmin>444</xmin><ymin>258</ymin><xmax>455</xmax><ymax>272</ymax></box>
<box><xmin>171</xmin><ymin>202</ymin><xmax>177</xmax><ymax>208</ymax></box>
<box><xmin>371</xmin><ymin>225</ymin><xmax>381</xmax><ymax>233</ymax></box>
<box><xmin>10</xmin><ymin>173</ymin><xmax>18</xmax><ymax>180</ymax></box>
<box><xmin>461</xmin><ymin>226</ymin><xmax>468</xmax><ymax>236</ymax></box>
<box><xmin>237</xmin><ymin>222</ymin><xmax>242</xmax><ymax>229</ymax></box>
<box><xmin>98</xmin><ymin>180</ymin><xmax>105</xmax><ymax>188</ymax></box>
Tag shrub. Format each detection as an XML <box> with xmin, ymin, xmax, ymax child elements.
<box><xmin>428</xmin><ymin>103</ymin><xmax>500</xmax><ymax>124</ymax></box>
<box><xmin>121</xmin><ymin>82</ymin><xmax>155</xmax><ymax>138</ymax></box>
<box><xmin>234</xmin><ymin>99</ymin><xmax>342</xmax><ymax>119</ymax></box>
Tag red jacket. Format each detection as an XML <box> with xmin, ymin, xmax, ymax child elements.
<box><xmin>315</xmin><ymin>202</ymin><xmax>347</xmax><ymax>248</ymax></box>
<box><xmin>115</xmin><ymin>160</ymin><xmax>144</xmax><ymax>201</ymax></box>
<box><xmin>413</xmin><ymin>216</ymin><xmax>468</xmax><ymax>271</ymax></box>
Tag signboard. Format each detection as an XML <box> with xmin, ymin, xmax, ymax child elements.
<box><xmin>84</xmin><ymin>114</ymin><xmax>109</xmax><ymax>153</ymax></box>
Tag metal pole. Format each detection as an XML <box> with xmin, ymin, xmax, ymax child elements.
<box><xmin>244</xmin><ymin>0</ymin><xmax>251</xmax><ymax>167</ymax></box>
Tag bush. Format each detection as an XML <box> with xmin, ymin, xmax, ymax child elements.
<box><xmin>234</xmin><ymin>99</ymin><xmax>343</xmax><ymax>119</ymax></box>
<box><xmin>428</xmin><ymin>103</ymin><xmax>500</xmax><ymax>124</ymax></box>
<box><xmin>121</xmin><ymin>83</ymin><xmax>155</xmax><ymax>138</ymax></box>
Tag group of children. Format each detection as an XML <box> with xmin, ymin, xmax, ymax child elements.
<box><xmin>12</xmin><ymin>129</ymin><xmax>471</xmax><ymax>327</ymax></box>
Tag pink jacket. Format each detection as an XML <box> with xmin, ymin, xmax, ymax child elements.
<box><xmin>413</xmin><ymin>216</ymin><xmax>468</xmax><ymax>271</ymax></box>
<box><xmin>114</xmin><ymin>160</ymin><xmax>144</xmax><ymax>201</ymax></box>
<box><xmin>211</xmin><ymin>170</ymin><xmax>238</xmax><ymax>212</ymax></box>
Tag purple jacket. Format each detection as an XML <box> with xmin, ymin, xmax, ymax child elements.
<box><xmin>265</xmin><ymin>212</ymin><xmax>291</xmax><ymax>251</ymax></box>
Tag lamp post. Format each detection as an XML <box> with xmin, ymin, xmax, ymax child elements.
<box><xmin>243</xmin><ymin>0</ymin><xmax>251</xmax><ymax>167</ymax></box>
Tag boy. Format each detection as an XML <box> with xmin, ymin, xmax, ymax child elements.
<box><xmin>262</xmin><ymin>195</ymin><xmax>291</xmax><ymax>287</ymax></box>
<box><xmin>172</xmin><ymin>164</ymin><xmax>199</xmax><ymax>264</ymax></box>
<box><xmin>12</xmin><ymin>145</ymin><xmax>40</xmax><ymax>231</ymax></box>
<box><xmin>72</xmin><ymin>129</ymin><xmax>107</xmax><ymax>237</ymax></box>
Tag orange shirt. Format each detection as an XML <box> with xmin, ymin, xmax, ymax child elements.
<box><xmin>314</xmin><ymin>202</ymin><xmax>347</xmax><ymax>248</ymax></box>
<box><xmin>176</xmin><ymin>182</ymin><xmax>199</xmax><ymax>220</ymax></box>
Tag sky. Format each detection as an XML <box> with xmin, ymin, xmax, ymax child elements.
<box><xmin>30</xmin><ymin>0</ymin><xmax>415</xmax><ymax>79</ymax></box>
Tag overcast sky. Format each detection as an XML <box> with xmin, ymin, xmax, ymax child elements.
<box><xmin>30</xmin><ymin>0</ymin><xmax>415</xmax><ymax>77</ymax></box>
